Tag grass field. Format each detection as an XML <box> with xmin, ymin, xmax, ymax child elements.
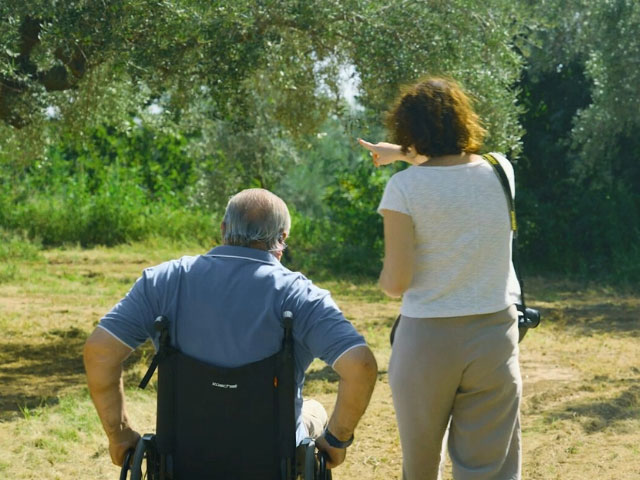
<box><xmin>0</xmin><ymin>242</ymin><xmax>639</xmax><ymax>479</ymax></box>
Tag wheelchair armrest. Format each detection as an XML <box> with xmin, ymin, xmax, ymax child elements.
<box><xmin>296</xmin><ymin>437</ymin><xmax>316</xmax><ymax>478</ymax></box>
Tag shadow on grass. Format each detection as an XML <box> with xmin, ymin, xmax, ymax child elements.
<box><xmin>306</xmin><ymin>365</ymin><xmax>340</xmax><ymax>383</ymax></box>
<box><xmin>549</xmin><ymin>382</ymin><xmax>640</xmax><ymax>433</ymax></box>
<box><xmin>305</xmin><ymin>365</ymin><xmax>389</xmax><ymax>382</ymax></box>
<box><xmin>543</xmin><ymin>303</ymin><xmax>640</xmax><ymax>336</ymax></box>
<box><xmin>0</xmin><ymin>337</ymin><xmax>85</xmax><ymax>420</ymax></box>
<box><xmin>0</xmin><ymin>327</ymin><xmax>151</xmax><ymax>421</ymax></box>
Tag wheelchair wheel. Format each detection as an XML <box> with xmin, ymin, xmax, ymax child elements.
<box><xmin>299</xmin><ymin>442</ymin><xmax>332</xmax><ymax>480</ymax></box>
<box><xmin>119</xmin><ymin>434</ymin><xmax>158</xmax><ymax>480</ymax></box>
<box><xmin>119</xmin><ymin>450</ymin><xmax>134</xmax><ymax>480</ymax></box>
<box><xmin>317</xmin><ymin>452</ymin><xmax>332</xmax><ymax>480</ymax></box>
<box><xmin>129</xmin><ymin>436</ymin><xmax>147</xmax><ymax>480</ymax></box>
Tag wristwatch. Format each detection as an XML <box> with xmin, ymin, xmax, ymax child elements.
<box><xmin>323</xmin><ymin>429</ymin><xmax>354</xmax><ymax>449</ymax></box>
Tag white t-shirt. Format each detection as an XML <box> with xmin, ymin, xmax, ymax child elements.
<box><xmin>377</xmin><ymin>153</ymin><xmax>521</xmax><ymax>318</ymax></box>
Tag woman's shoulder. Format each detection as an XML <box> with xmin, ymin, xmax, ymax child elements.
<box><xmin>387</xmin><ymin>166</ymin><xmax>416</xmax><ymax>184</ymax></box>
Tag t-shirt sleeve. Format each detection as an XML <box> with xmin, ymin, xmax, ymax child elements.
<box><xmin>283</xmin><ymin>277</ymin><xmax>367</xmax><ymax>367</ymax></box>
<box><xmin>377</xmin><ymin>174</ymin><xmax>410</xmax><ymax>216</ymax></box>
<box><xmin>98</xmin><ymin>268</ymin><xmax>162</xmax><ymax>350</ymax></box>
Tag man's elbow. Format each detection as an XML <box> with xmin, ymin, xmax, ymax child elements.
<box><xmin>356</xmin><ymin>347</ymin><xmax>378</xmax><ymax>378</ymax></box>
<box><xmin>83</xmin><ymin>335</ymin><xmax>99</xmax><ymax>367</ymax></box>
<box><xmin>83</xmin><ymin>328</ymin><xmax>131</xmax><ymax>374</ymax></box>
<box><xmin>83</xmin><ymin>332</ymin><xmax>108</xmax><ymax>367</ymax></box>
<box><xmin>361</xmin><ymin>349</ymin><xmax>378</xmax><ymax>385</ymax></box>
<box><xmin>335</xmin><ymin>346</ymin><xmax>378</xmax><ymax>385</ymax></box>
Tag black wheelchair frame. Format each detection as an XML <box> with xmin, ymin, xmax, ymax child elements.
<box><xmin>119</xmin><ymin>313</ymin><xmax>330</xmax><ymax>480</ymax></box>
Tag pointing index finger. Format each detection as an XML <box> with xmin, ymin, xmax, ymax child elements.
<box><xmin>358</xmin><ymin>138</ymin><xmax>374</xmax><ymax>149</ymax></box>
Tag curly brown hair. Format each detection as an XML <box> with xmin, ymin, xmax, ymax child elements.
<box><xmin>386</xmin><ymin>76</ymin><xmax>486</xmax><ymax>157</ymax></box>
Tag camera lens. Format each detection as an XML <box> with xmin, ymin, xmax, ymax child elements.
<box><xmin>524</xmin><ymin>308</ymin><xmax>540</xmax><ymax>328</ymax></box>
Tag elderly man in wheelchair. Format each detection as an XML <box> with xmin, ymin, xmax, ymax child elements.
<box><xmin>83</xmin><ymin>188</ymin><xmax>378</xmax><ymax>479</ymax></box>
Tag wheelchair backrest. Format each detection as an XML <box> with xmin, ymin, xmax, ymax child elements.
<box><xmin>142</xmin><ymin>314</ymin><xmax>296</xmax><ymax>479</ymax></box>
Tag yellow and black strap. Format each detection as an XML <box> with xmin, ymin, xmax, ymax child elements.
<box><xmin>482</xmin><ymin>153</ymin><xmax>518</xmax><ymax>235</ymax></box>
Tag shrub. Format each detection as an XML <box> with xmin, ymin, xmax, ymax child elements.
<box><xmin>286</xmin><ymin>157</ymin><xmax>389</xmax><ymax>277</ymax></box>
<box><xmin>1</xmin><ymin>158</ymin><xmax>215</xmax><ymax>247</ymax></box>
<box><xmin>0</xmin><ymin>229</ymin><xmax>42</xmax><ymax>262</ymax></box>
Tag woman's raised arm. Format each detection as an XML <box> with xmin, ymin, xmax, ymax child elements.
<box><xmin>358</xmin><ymin>139</ymin><xmax>426</xmax><ymax>167</ymax></box>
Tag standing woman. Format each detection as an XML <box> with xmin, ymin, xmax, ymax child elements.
<box><xmin>359</xmin><ymin>77</ymin><xmax>522</xmax><ymax>480</ymax></box>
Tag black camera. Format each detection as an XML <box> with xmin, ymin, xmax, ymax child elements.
<box><xmin>516</xmin><ymin>304</ymin><xmax>541</xmax><ymax>329</ymax></box>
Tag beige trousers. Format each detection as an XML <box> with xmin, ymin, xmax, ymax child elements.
<box><xmin>302</xmin><ymin>398</ymin><xmax>329</xmax><ymax>439</ymax></box>
<box><xmin>389</xmin><ymin>306</ymin><xmax>521</xmax><ymax>480</ymax></box>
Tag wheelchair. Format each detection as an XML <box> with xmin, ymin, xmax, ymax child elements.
<box><xmin>120</xmin><ymin>313</ymin><xmax>331</xmax><ymax>480</ymax></box>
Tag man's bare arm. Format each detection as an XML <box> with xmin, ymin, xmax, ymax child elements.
<box><xmin>315</xmin><ymin>345</ymin><xmax>378</xmax><ymax>468</ymax></box>
<box><xmin>83</xmin><ymin>327</ymin><xmax>139</xmax><ymax>466</ymax></box>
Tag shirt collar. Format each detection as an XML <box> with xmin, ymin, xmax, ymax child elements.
<box><xmin>205</xmin><ymin>245</ymin><xmax>279</xmax><ymax>264</ymax></box>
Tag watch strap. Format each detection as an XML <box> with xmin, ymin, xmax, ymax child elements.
<box><xmin>323</xmin><ymin>429</ymin><xmax>354</xmax><ymax>448</ymax></box>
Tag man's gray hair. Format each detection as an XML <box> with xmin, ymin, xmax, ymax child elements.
<box><xmin>222</xmin><ymin>188</ymin><xmax>291</xmax><ymax>251</ymax></box>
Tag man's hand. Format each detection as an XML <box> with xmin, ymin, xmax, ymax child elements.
<box><xmin>314</xmin><ymin>435</ymin><xmax>347</xmax><ymax>469</ymax></box>
<box><xmin>108</xmin><ymin>427</ymin><xmax>140</xmax><ymax>466</ymax></box>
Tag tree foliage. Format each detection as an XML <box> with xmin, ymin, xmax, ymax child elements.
<box><xmin>0</xmin><ymin>0</ymin><xmax>524</xmax><ymax>153</ymax></box>
<box><xmin>516</xmin><ymin>0</ymin><xmax>640</xmax><ymax>279</ymax></box>
<box><xmin>1</xmin><ymin>0</ymin><xmax>638</xmax><ymax>280</ymax></box>
<box><xmin>521</xmin><ymin>0</ymin><xmax>640</xmax><ymax>180</ymax></box>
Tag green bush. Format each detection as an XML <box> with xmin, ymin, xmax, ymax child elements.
<box><xmin>0</xmin><ymin>126</ymin><xmax>216</xmax><ymax>247</ymax></box>
<box><xmin>0</xmin><ymin>229</ymin><xmax>41</xmax><ymax>284</ymax></box>
<box><xmin>4</xmin><ymin>180</ymin><xmax>216</xmax><ymax>248</ymax></box>
<box><xmin>0</xmin><ymin>229</ymin><xmax>41</xmax><ymax>262</ymax></box>
<box><xmin>286</xmin><ymin>157</ymin><xmax>389</xmax><ymax>277</ymax></box>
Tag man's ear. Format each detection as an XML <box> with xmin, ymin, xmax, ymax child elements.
<box><xmin>220</xmin><ymin>222</ymin><xmax>226</xmax><ymax>237</ymax></box>
<box><xmin>281</xmin><ymin>231</ymin><xmax>288</xmax><ymax>241</ymax></box>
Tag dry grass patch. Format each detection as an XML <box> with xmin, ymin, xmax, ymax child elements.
<box><xmin>0</xmin><ymin>245</ymin><xmax>639</xmax><ymax>479</ymax></box>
